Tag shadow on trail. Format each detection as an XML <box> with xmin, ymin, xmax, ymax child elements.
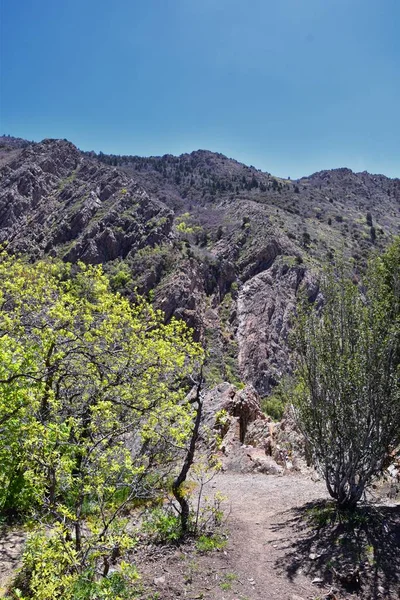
<box><xmin>272</xmin><ymin>500</ymin><xmax>400</xmax><ymax>599</ymax></box>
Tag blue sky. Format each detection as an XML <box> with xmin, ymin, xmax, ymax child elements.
<box><xmin>1</xmin><ymin>0</ymin><xmax>399</xmax><ymax>178</ymax></box>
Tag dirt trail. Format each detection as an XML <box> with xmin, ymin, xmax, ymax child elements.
<box><xmin>213</xmin><ymin>472</ymin><xmax>329</xmax><ymax>600</ymax></box>
<box><xmin>140</xmin><ymin>471</ymin><xmax>399</xmax><ymax>600</ymax></box>
<box><xmin>0</xmin><ymin>528</ymin><xmax>26</xmax><ymax>596</ymax></box>
<box><xmin>139</xmin><ymin>472</ymin><xmax>331</xmax><ymax>600</ymax></box>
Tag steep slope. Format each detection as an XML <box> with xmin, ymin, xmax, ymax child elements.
<box><xmin>0</xmin><ymin>139</ymin><xmax>173</xmax><ymax>263</ymax></box>
<box><xmin>91</xmin><ymin>146</ymin><xmax>400</xmax><ymax>394</ymax></box>
<box><xmin>1</xmin><ymin>136</ymin><xmax>399</xmax><ymax>397</ymax></box>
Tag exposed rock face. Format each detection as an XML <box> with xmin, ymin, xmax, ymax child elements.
<box><xmin>201</xmin><ymin>382</ymin><xmax>308</xmax><ymax>474</ymax></box>
<box><xmin>0</xmin><ymin>139</ymin><xmax>173</xmax><ymax>263</ymax></box>
<box><xmin>201</xmin><ymin>383</ymin><xmax>288</xmax><ymax>474</ymax></box>
<box><xmin>155</xmin><ymin>259</ymin><xmax>206</xmax><ymax>335</ymax></box>
<box><xmin>237</xmin><ymin>259</ymin><xmax>320</xmax><ymax>395</ymax></box>
<box><xmin>0</xmin><ymin>140</ymin><xmax>80</xmax><ymax>234</ymax></box>
<box><xmin>202</xmin><ymin>382</ymin><xmax>264</xmax><ymax>441</ymax></box>
<box><xmin>237</xmin><ymin>238</ymin><xmax>283</xmax><ymax>282</ymax></box>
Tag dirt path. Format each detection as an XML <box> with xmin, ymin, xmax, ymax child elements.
<box><xmin>138</xmin><ymin>472</ymin><xmax>331</xmax><ymax>600</ymax></box>
<box><xmin>213</xmin><ymin>472</ymin><xmax>329</xmax><ymax>600</ymax></box>
<box><xmin>0</xmin><ymin>528</ymin><xmax>26</xmax><ymax>597</ymax></box>
<box><xmin>139</xmin><ymin>471</ymin><xmax>399</xmax><ymax>600</ymax></box>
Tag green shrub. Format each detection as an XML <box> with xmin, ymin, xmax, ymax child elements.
<box><xmin>261</xmin><ymin>396</ymin><xmax>285</xmax><ymax>421</ymax></box>
<box><xmin>68</xmin><ymin>567</ymin><xmax>139</xmax><ymax>600</ymax></box>
<box><xmin>14</xmin><ymin>525</ymin><xmax>79</xmax><ymax>599</ymax></box>
<box><xmin>261</xmin><ymin>376</ymin><xmax>295</xmax><ymax>420</ymax></box>
<box><xmin>109</xmin><ymin>268</ymin><xmax>132</xmax><ymax>292</ymax></box>
<box><xmin>195</xmin><ymin>533</ymin><xmax>227</xmax><ymax>552</ymax></box>
<box><xmin>12</xmin><ymin>527</ymin><xmax>139</xmax><ymax>600</ymax></box>
<box><xmin>143</xmin><ymin>507</ymin><xmax>182</xmax><ymax>543</ymax></box>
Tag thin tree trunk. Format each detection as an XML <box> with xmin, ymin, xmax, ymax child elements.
<box><xmin>172</xmin><ymin>372</ymin><xmax>203</xmax><ymax>537</ymax></box>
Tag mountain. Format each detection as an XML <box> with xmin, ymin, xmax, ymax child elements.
<box><xmin>1</xmin><ymin>135</ymin><xmax>399</xmax><ymax>396</ymax></box>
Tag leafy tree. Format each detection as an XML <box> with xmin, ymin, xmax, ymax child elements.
<box><xmin>0</xmin><ymin>252</ymin><xmax>203</xmax><ymax>597</ymax></box>
<box><xmin>292</xmin><ymin>241</ymin><xmax>400</xmax><ymax>509</ymax></box>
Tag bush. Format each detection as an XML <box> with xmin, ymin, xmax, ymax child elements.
<box><xmin>143</xmin><ymin>507</ymin><xmax>182</xmax><ymax>544</ymax></box>
<box><xmin>195</xmin><ymin>533</ymin><xmax>227</xmax><ymax>552</ymax></box>
<box><xmin>261</xmin><ymin>376</ymin><xmax>295</xmax><ymax>421</ymax></box>
<box><xmin>0</xmin><ymin>254</ymin><xmax>203</xmax><ymax>593</ymax></box>
<box><xmin>13</xmin><ymin>526</ymin><xmax>78</xmax><ymax>600</ymax></box>
<box><xmin>292</xmin><ymin>242</ymin><xmax>400</xmax><ymax>508</ymax></box>
<box><xmin>261</xmin><ymin>397</ymin><xmax>285</xmax><ymax>421</ymax></box>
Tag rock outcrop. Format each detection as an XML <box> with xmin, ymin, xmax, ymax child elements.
<box><xmin>237</xmin><ymin>259</ymin><xmax>320</xmax><ymax>395</ymax></box>
<box><xmin>201</xmin><ymin>383</ymin><xmax>303</xmax><ymax>474</ymax></box>
<box><xmin>0</xmin><ymin>139</ymin><xmax>173</xmax><ymax>263</ymax></box>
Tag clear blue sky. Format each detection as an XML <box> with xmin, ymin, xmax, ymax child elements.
<box><xmin>1</xmin><ymin>0</ymin><xmax>399</xmax><ymax>178</ymax></box>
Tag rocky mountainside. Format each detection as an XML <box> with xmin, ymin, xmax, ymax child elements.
<box><xmin>1</xmin><ymin>135</ymin><xmax>399</xmax><ymax>396</ymax></box>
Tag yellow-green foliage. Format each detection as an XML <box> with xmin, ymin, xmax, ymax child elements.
<box><xmin>175</xmin><ymin>212</ymin><xmax>202</xmax><ymax>236</ymax></box>
<box><xmin>195</xmin><ymin>533</ymin><xmax>227</xmax><ymax>552</ymax></box>
<box><xmin>18</xmin><ymin>525</ymin><xmax>78</xmax><ymax>600</ymax></box>
<box><xmin>0</xmin><ymin>251</ymin><xmax>203</xmax><ymax>596</ymax></box>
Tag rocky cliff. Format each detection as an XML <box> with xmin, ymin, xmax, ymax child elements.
<box><xmin>1</xmin><ymin>135</ymin><xmax>399</xmax><ymax>397</ymax></box>
<box><xmin>0</xmin><ymin>139</ymin><xmax>173</xmax><ymax>263</ymax></box>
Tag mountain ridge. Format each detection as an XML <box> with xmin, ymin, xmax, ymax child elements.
<box><xmin>0</xmin><ymin>134</ymin><xmax>399</xmax><ymax>395</ymax></box>
<box><xmin>2</xmin><ymin>134</ymin><xmax>399</xmax><ymax>181</ymax></box>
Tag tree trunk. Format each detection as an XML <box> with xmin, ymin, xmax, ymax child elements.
<box><xmin>172</xmin><ymin>373</ymin><xmax>203</xmax><ymax>537</ymax></box>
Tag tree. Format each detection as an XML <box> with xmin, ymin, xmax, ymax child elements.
<box><xmin>0</xmin><ymin>253</ymin><xmax>203</xmax><ymax>597</ymax></box>
<box><xmin>292</xmin><ymin>241</ymin><xmax>400</xmax><ymax>509</ymax></box>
